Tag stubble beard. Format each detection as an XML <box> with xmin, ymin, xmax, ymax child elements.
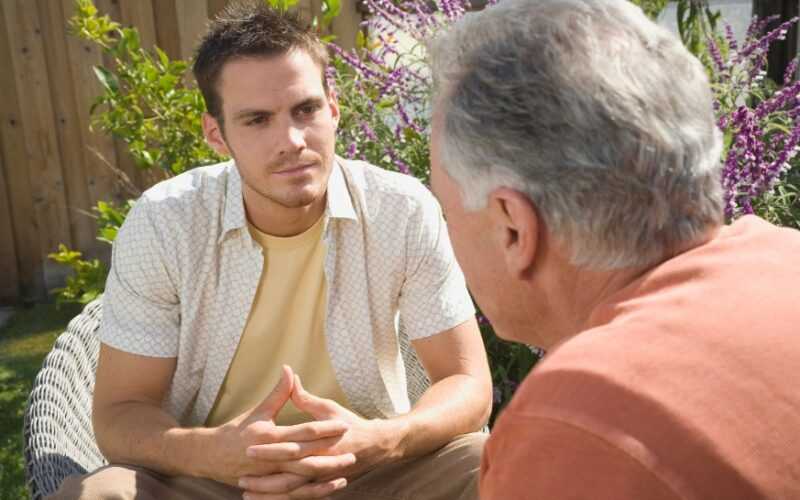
<box><xmin>243</xmin><ymin>175</ymin><xmax>321</xmax><ymax>210</ymax></box>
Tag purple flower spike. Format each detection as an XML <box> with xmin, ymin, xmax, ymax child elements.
<box><xmin>715</xmin><ymin>14</ymin><xmax>800</xmax><ymax>219</ymax></box>
<box><xmin>724</xmin><ymin>23</ymin><xmax>738</xmax><ymax>52</ymax></box>
<box><xmin>784</xmin><ymin>57</ymin><xmax>799</xmax><ymax>85</ymax></box>
<box><xmin>706</xmin><ymin>35</ymin><xmax>726</xmax><ymax>73</ymax></box>
<box><xmin>738</xmin><ymin>17</ymin><xmax>799</xmax><ymax>63</ymax></box>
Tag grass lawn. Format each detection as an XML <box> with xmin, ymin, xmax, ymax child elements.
<box><xmin>0</xmin><ymin>303</ymin><xmax>81</xmax><ymax>500</ymax></box>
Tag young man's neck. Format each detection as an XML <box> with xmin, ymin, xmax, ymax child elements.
<box><xmin>243</xmin><ymin>191</ymin><xmax>327</xmax><ymax>237</ymax></box>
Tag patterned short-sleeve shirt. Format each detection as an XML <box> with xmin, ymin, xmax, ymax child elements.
<box><xmin>100</xmin><ymin>156</ymin><xmax>475</xmax><ymax>425</ymax></box>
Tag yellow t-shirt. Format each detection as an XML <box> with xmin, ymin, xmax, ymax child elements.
<box><xmin>205</xmin><ymin>216</ymin><xmax>352</xmax><ymax>426</ymax></box>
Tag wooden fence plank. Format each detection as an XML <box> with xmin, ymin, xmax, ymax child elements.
<box><xmin>207</xmin><ymin>0</ymin><xmax>229</xmax><ymax>19</ymax></box>
<box><xmin>296</xmin><ymin>0</ymin><xmax>316</xmax><ymax>24</ymax></box>
<box><xmin>175</xmin><ymin>0</ymin><xmax>209</xmax><ymax>61</ymax></box>
<box><xmin>0</xmin><ymin>134</ymin><xmax>20</xmax><ymax>303</ymax></box>
<box><xmin>1</xmin><ymin>0</ymin><xmax>73</xmax><ymax>295</ymax></box>
<box><xmin>0</xmin><ymin>2</ymin><xmax>41</xmax><ymax>300</ymax></box>
<box><xmin>330</xmin><ymin>0</ymin><xmax>361</xmax><ymax>51</ymax></box>
<box><xmin>36</xmin><ymin>0</ymin><xmax>98</xmax><ymax>261</ymax></box>
<box><xmin>152</xmin><ymin>0</ymin><xmax>181</xmax><ymax>60</ymax></box>
<box><xmin>119</xmin><ymin>0</ymin><xmax>158</xmax><ymax>48</ymax></box>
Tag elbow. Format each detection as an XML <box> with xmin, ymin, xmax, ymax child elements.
<box><xmin>470</xmin><ymin>372</ymin><xmax>494</xmax><ymax>431</ymax></box>
<box><xmin>478</xmin><ymin>381</ymin><xmax>493</xmax><ymax>429</ymax></box>
<box><xmin>91</xmin><ymin>403</ymin><xmax>113</xmax><ymax>459</ymax></box>
<box><xmin>92</xmin><ymin>401</ymin><xmax>125</xmax><ymax>462</ymax></box>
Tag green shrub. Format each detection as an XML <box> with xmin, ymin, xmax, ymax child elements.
<box><xmin>48</xmin><ymin>200</ymin><xmax>133</xmax><ymax>306</ymax></box>
<box><xmin>71</xmin><ymin>0</ymin><xmax>223</xmax><ymax>175</ymax></box>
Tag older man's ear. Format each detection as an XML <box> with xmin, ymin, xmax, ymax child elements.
<box><xmin>488</xmin><ymin>187</ymin><xmax>539</xmax><ymax>280</ymax></box>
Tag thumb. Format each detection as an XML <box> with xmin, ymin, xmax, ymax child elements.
<box><xmin>291</xmin><ymin>374</ymin><xmax>339</xmax><ymax>420</ymax></box>
<box><xmin>256</xmin><ymin>365</ymin><xmax>295</xmax><ymax>419</ymax></box>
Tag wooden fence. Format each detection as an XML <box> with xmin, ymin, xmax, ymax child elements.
<box><xmin>0</xmin><ymin>0</ymin><xmax>363</xmax><ymax>305</ymax></box>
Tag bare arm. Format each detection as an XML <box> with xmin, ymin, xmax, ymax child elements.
<box><xmin>91</xmin><ymin>344</ymin><xmax>193</xmax><ymax>475</ymax></box>
<box><xmin>388</xmin><ymin>317</ymin><xmax>493</xmax><ymax>459</ymax></box>
<box><xmin>92</xmin><ymin>346</ymin><xmax>353</xmax><ymax>487</ymax></box>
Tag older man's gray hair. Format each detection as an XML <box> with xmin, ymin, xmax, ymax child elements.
<box><xmin>430</xmin><ymin>0</ymin><xmax>725</xmax><ymax>269</ymax></box>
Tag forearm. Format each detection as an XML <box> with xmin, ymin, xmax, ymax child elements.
<box><xmin>93</xmin><ymin>401</ymin><xmax>216</xmax><ymax>478</ymax></box>
<box><xmin>385</xmin><ymin>373</ymin><xmax>492</xmax><ymax>460</ymax></box>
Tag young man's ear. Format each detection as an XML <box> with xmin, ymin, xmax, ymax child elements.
<box><xmin>327</xmin><ymin>88</ymin><xmax>341</xmax><ymax>129</ymax></box>
<box><xmin>202</xmin><ymin>113</ymin><xmax>231</xmax><ymax>157</ymax></box>
<box><xmin>488</xmin><ymin>188</ymin><xmax>539</xmax><ymax>279</ymax></box>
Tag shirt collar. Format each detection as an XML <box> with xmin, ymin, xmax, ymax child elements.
<box><xmin>220</xmin><ymin>161</ymin><xmax>247</xmax><ymax>243</ymax></box>
<box><xmin>219</xmin><ymin>158</ymin><xmax>358</xmax><ymax>244</ymax></box>
<box><xmin>326</xmin><ymin>157</ymin><xmax>358</xmax><ymax>223</ymax></box>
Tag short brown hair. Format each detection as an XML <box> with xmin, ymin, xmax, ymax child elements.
<box><xmin>193</xmin><ymin>1</ymin><xmax>329</xmax><ymax>123</ymax></box>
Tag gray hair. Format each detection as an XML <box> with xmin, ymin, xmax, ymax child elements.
<box><xmin>430</xmin><ymin>0</ymin><xmax>724</xmax><ymax>270</ymax></box>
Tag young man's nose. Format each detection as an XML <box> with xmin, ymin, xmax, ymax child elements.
<box><xmin>277</xmin><ymin>123</ymin><xmax>307</xmax><ymax>156</ymax></box>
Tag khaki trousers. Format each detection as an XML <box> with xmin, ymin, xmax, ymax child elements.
<box><xmin>47</xmin><ymin>432</ymin><xmax>486</xmax><ymax>500</ymax></box>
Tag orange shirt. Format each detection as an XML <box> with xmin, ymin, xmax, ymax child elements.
<box><xmin>481</xmin><ymin>216</ymin><xmax>800</xmax><ymax>500</ymax></box>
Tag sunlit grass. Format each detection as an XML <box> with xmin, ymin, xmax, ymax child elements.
<box><xmin>0</xmin><ymin>303</ymin><xmax>80</xmax><ymax>500</ymax></box>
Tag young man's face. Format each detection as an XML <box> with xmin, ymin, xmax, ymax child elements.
<box><xmin>206</xmin><ymin>50</ymin><xmax>340</xmax><ymax>214</ymax></box>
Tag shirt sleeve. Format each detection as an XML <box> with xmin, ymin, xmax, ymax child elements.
<box><xmin>99</xmin><ymin>196</ymin><xmax>180</xmax><ymax>357</ymax></box>
<box><xmin>398</xmin><ymin>188</ymin><xmax>475</xmax><ymax>340</ymax></box>
<box><xmin>481</xmin><ymin>413</ymin><xmax>681</xmax><ymax>500</ymax></box>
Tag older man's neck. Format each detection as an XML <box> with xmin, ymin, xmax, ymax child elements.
<box><xmin>527</xmin><ymin>263</ymin><xmax>650</xmax><ymax>347</ymax></box>
<box><xmin>532</xmin><ymin>229</ymin><xmax>720</xmax><ymax>345</ymax></box>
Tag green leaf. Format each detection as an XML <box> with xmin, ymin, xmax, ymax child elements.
<box><xmin>98</xmin><ymin>227</ymin><xmax>118</xmax><ymax>243</ymax></box>
<box><xmin>722</xmin><ymin>130</ymin><xmax>733</xmax><ymax>154</ymax></box>
<box><xmin>377</xmin><ymin>97</ymin><xmax>397</xmax><ymax>109</ymax></box>
<box><xmin>402</xmin><ymin>127</ymin><xmax>418</xmax><ymax>142</ymax></box>
<box><xmin>764</xmin><ymin>122</ymin><xmax>792</xmax><ymax>135</ymax></box>
<box><xmin>321</xmin><ymin>0</ymin><xmax>341</xmax><ymax>26</ymax></box>
<box><xmin>124</xmin><ymin>28</ymin><xmax>141</xmax><ymax>52</ymax></box>
<box><xmin>78</xmin><ymin>0</ymin><xmax>98</xmax><ymax>17</ymax></box>
<box><xmin>48</xmin><ymin>244</ymin><xmax>82</xmax><ymax>264</ymax></box>
<box><xmin>155</xmin><ymin>46</ymin><xmax>170</xmax><ymax>67</ymax></box>
<box><xmin>158</xmin><ymin>74</ymin><xmax>178</xmax><ymax>91</ymax></box>
<box><xmin>92</xmin><ymin>66</ymin><xmax>118</xmax><ymax>92</ymax></box>
<box><xmin>140</xmin><ymin>149</ymin><xmax>155</xmax><ymax>166</ymax></box>
<box><xmin>80</xmin><ymin>290</ymin><xmax>100</xmax><ymax>303</ymax></box>
<box><xmin>266</xmin><ymin>0</ymin><xmax>299</xmax><ymax>12</ymax></box>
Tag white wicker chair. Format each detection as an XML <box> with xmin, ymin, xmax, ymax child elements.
<box><xmin>19</xmin><ymin>299</ymin><xmax>440</xmax><ymax>498</ymax></box>
<box><xmin>23</xmin><ymin>299</ymin><xmax>108</xmax><ymax>499</ymax></box>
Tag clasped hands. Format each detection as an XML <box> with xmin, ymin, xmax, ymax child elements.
<box><xmin>212</xmin><ymin>365</ymin><xmax>398</xmax><ymax>499</ymax></box>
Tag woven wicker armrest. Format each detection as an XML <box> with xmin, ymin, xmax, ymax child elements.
<box><xmin>23</xmin><ymin>299</ymin><xmax>108</xmax><ymax>499</ymax></box>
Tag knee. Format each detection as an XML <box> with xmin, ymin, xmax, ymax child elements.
<box><xmin>46</xmin><ymin>465</ymin><xmax>143</xmax><ymax>500</ymax></box>
<box><xmin>453</xmin><ymin>432</ymin><xmax>489</xmax><ymax>466</ymax></box>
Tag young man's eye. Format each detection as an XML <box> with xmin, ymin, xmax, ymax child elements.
<box><xmin>247</xmin><ymin>116</ymin><xmax>267</xmax><ymax>126</ymax></box>
<box><xmin>298</xmin><ymin>103</ymin><xmax>321</xmax><ymax>116</ymax></box>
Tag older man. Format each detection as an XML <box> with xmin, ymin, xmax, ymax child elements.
<box><xmin>429</xmin><ymin>1</ymin><xmax>800</xmax><ymax>499</ymax></box>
